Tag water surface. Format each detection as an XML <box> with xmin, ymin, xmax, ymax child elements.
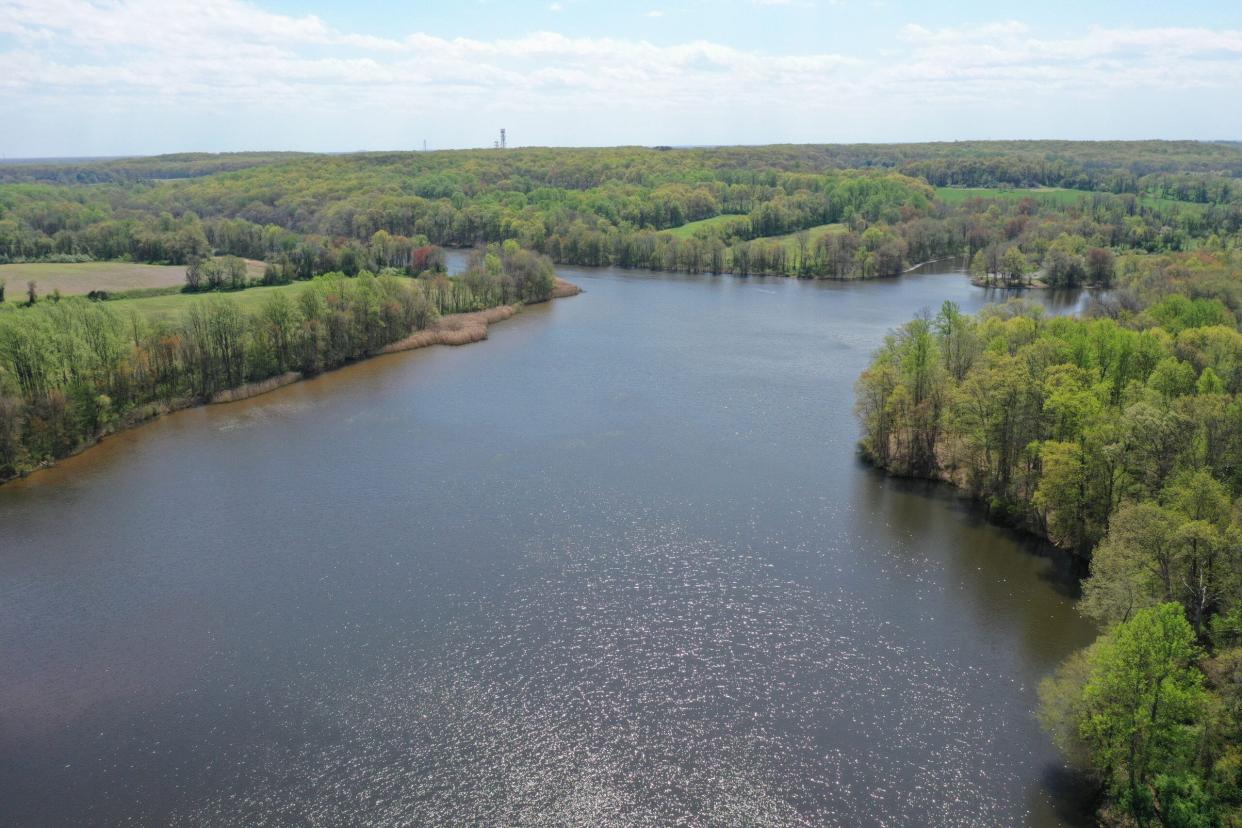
<box><xmin>0</xmin><ymin>261</ymin><xmax>1096</xmax><ymax>826</ymax></box>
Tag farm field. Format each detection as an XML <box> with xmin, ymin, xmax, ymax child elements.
<box><xmin>0</xmin><ymin>259</ymin><xmax>265</xmax><ymax>297</ymax></box>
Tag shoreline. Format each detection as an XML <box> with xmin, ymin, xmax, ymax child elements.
<box><xmin>1</xmin><ymin>278</ymin><xmax>581</xmax><ymax>486</ymax></box>
<box><xmin>443</xmin><ymin>245</ymin><xmax>964</xmax><ymax>282</ymax></box>
<box><xmin>858</xmin><ymin>446</ymin><xmax>1089</xmax><ymax>564</ymax></box>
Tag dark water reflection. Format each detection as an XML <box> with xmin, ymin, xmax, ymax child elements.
<box><xmin>0</xmin><ymin>259</ymin><xmax>1096</xmax><ymax>826</ymax></box>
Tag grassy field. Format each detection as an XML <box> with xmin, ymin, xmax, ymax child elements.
<box><xmin>934</xmin><ymin>186</ymin><xmax>1090</xmax><ymax>207</ymax></box>
<box><xmin>1138</xmin><ymin>194</ymin><xmax>1210</xmax><ymax>213</ymax></box>
<box><xmin>106</xmin><ymin>282</ymin><xmax>305</xmax><ymax>322</ymax></box>
<box><xmin>662</xmin><ymin>217</ymin><xmax>844</xmax><ymax>257</ymax></box>
<box><xmin>0</xmin><ymin>259</ymin><xmax>265</xmax><ymax>297</ymax></box>
<box><xmin>762</xmin><ymin>223</ymin><xmax>845</xmax><ymax>260</ymax></box>
<box><xmin>0</xmin><ymin>261</ymin><xmax>188</xmax><ymax>296</ymax></box>
<box><xmin>662</xmin><ymin>214</ymin><xmax>748</xmax><ymax>239</ymax></box>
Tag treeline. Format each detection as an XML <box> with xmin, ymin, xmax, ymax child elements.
<box><xmin>0</xmin><ymin>187</ymin><xmax>450</xmax><ymax>282</ymax></box>
<box><xmin>0</xmin><ymin>273</ymin><xmax>429</xmax><ymax>479</ymax></box>
<box><xmin>0</xmin><ymin>246</ymin><xmax>557</xmax><ymax>480</ymax></box>
<box><xmin>0</xmin><ymin>163</ymin><xmax>936</xmax><ymax>273</ymax></box>
<box><xmin>854</xmin><ymin>249</ymin><xmax>1242</xmax><ymax>825</ymax></box>
<box><xmin>0</xmin><ymin>152</ymin><xmax>312</xmax><ymax>185</ymax></box>
<box><xmin>2</xmin><ymin>144</ymin><xmax>1240</xmax><ymax>284</ymax></box>
<box><xmin>5</xmin><ymin>142</ymin><xmax>1241</xmax><ymax>194</ymax></box>
<box><xmin>635</xmin><ymin>186</ymin><xmax>1233</xmax><ymax>281</ymax></box>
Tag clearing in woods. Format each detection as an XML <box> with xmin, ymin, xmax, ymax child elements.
<box><xmin>0</xmin><ymin>260</ymin><xmax>265</xmax><ymax>297</ymax></box>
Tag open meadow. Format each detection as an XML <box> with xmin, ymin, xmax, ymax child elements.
<box><xmin>105</xmin><ymin>281</ymin><xmax>307</xmax><ymax>322</ymax></box>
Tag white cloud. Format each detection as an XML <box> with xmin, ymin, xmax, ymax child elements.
<box><xmin>0</xmin><ymin>0</ymin><xmax>862</xmax><ymax>113</ymax></box>
<box><xmin>886</xmin><ymin>21</ymin><xmax>1242</xmax><ymax>101</ymax></box>
<box><xmin>0</xmin><ymin>0</ymin><xmax>1239</xmax><ymax>151</ymax></box>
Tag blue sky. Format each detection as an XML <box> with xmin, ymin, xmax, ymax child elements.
<box><xmin>2</xmin><ymin>0</ymin><xmax>1241</xmax><ymax>157</ymax></box>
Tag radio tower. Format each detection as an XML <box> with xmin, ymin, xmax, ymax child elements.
<box><xmin>500</xmin><ymin>128</ymin><xmax>507</xmax><ymax>149</ymax></box>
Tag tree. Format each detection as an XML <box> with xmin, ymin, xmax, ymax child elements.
<box><xmin>185</xmin><ymin>257</ymin><xmax>204</xmax><ymax>291</ymax></box>
<box><xmin>26</xmin><ymin>280</ymin><xmax>37</xmax><ymax>306</ymax></box>
<box><xmin>1164</xmin><ymin>470</ymin><xmax>1236</xmax><ymax>635</ymax></box>
<box><xmin>1043</xmin><ymin>246</ymin><xmax>1087</xmax><ymax>288</ymax></box>
<box><xmin>220</xmin><ymin>256</ymin><xmax>248</xmax><ymax>290</ymax></box>
<box><xmin>1039</xmin><ymin>641</ymin><xmax>1102</xmax><ymax>769</ymax></box>
<box><xmin>794</xmin><ymin>230</ymin><xmax>810</xmax><ymax>275</ymax></box>
<box><xmin>1088</xmin><ymin>247</ymin><xmax>1116</xmax><ymax>286</ymax></box>
<box><xmin>1000</xmin><ymin>246</ymin><xmax>1029</xmax><ymax>286</ymax></box>
<box><xmin>1034</xmin><ymin>440</ymin><xmax>1090</xmax><ymax>550</ymax></box>
<box><xmin>257</xmin><ymin>291</ymin><xmax>301</xmax><ymax>373</ymax></box>
<box><xmin>1149</xmin><ymin>358</ymin><xmax>1198</xmax><ymax>399</ymax></box>
<box><xmin>1081</xmin><ymin>501</ymin><xmax>1179</xmax><ymax>624</ymax></box>
<box><xmin>969</xmin><ymin>249</ymin><xmax>991</xmax><ymax>286</ymax></box>
<box><xmin>934</xmin><ymin>300</ymin><xmax>978</xmax><ymax>382</ymax></box>
<box><xmin>1077</xmin><ymin>604</ymin><xmax>1209</xmax><ymax>827</ymax></box>
<box><xmin>855</xmin><ymin>359</ymin><xmax>899</xmax><ymax>467</ymax></box>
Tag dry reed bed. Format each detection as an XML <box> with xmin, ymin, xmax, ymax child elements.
<box><xmin>381</xmin><ymin>304</ymin><xmax>514</xmax><ymax>353</ymax></box>
<box><xmin>380</xmin><ymin>279</ymin><xmax>581</xmax><ymax>354</ymax></box>
<box><xmin>210</xmin><ymin>372</ymin><xmax>303</xmax><ymax>404</ymax></box>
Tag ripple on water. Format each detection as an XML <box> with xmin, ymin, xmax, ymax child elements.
<box><xmin>176</xmin><ymin>506</ymin><xmax>1022</xmax><ymax>827</ymax></box>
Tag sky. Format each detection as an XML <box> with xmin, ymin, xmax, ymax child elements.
<box><xmin>1</xmin><ymin>0</ymin><xmax>1241</xmax><ymax>157</ymax></box>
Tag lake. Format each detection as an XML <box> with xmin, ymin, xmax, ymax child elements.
<box><xmin>0</xmin><ymin>260</ymin><xmax>1097</xmax><ymax>826</ymax></box>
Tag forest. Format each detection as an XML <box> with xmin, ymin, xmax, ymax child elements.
<box><xmin>0</xmin><ymin>243</ymin><xmax>556</xmax><ymax>481</ymax></box>
<box><xmin>2</xmin><ymin>142</ymin><xmax>1240</xmax><ymax>285</ymax></box>
<box><xmin>855</xmin><ymin>249</ymin><xmax>1242</xmax><ymax>825</ymax></box>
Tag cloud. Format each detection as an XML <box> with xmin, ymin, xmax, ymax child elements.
<box><xmin>886</xmin><ymin>21</ymin><xmax>1242</xmax><ymax>100</ymax></box>
<box><xmin>0</xmin><ymin>0</ymin><xmax>1239</xmax><ymax>151</ymax></box>
<box><xmin>0</xmin><ymin>0</ymin><xmax>861</xmax><ymax>113</ymax></box>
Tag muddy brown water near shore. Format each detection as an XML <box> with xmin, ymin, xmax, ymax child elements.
<box><xmin>0</xmin><ymin>258</ymin><xmax>1097</xmax><ymax>826</ymax></box>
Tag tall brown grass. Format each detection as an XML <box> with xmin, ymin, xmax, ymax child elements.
<box><xmin>210</xmin><ymin>372</ymin><xmax>302</xmax><ymax>404</ymax></box>
<box><xmin>381</xmin><ymin>305</ymin><xmax>519</xmax><ymax>353</ymax></box>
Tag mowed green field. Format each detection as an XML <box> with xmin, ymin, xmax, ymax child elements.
<box><xmin>662</xmin><ymin>217</ymin><xmax>844</xmax><ymax>255</ymax></box>
<box><xmin>661</xmin><ymin>214</ymin><xmax>748</xmax><ymax>239</ymax></box>
<box><xmin>105</xmin><ymin>282</ymin><xmax>305</xmax><ymax>322</ymax></box>
<box><xmin>0</xmin><ymin>260</ymin><xmax>266</xmax><ymax>297</ymax></box>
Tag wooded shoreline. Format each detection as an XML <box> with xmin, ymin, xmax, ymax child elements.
<box><xmin>0</xmin><ymin>278</ymin><xmax>580</xmax><ymax>486</ymax></box>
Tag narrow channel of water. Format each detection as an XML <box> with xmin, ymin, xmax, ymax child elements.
<box><xmin>0</xmin><ymin>260</ymin><xmax>1096</xmax><ymax>825</ymax></box>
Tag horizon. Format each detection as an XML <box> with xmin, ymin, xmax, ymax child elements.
<box><xmin>5</xmin><ymin>137</ymin><xmax>1242</xmax><ymax>164</ymax></box>
<box><xmin>3</xmin><ymin>0</ymin><xmax>1242</xmax><ymax>157</ymax></box>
